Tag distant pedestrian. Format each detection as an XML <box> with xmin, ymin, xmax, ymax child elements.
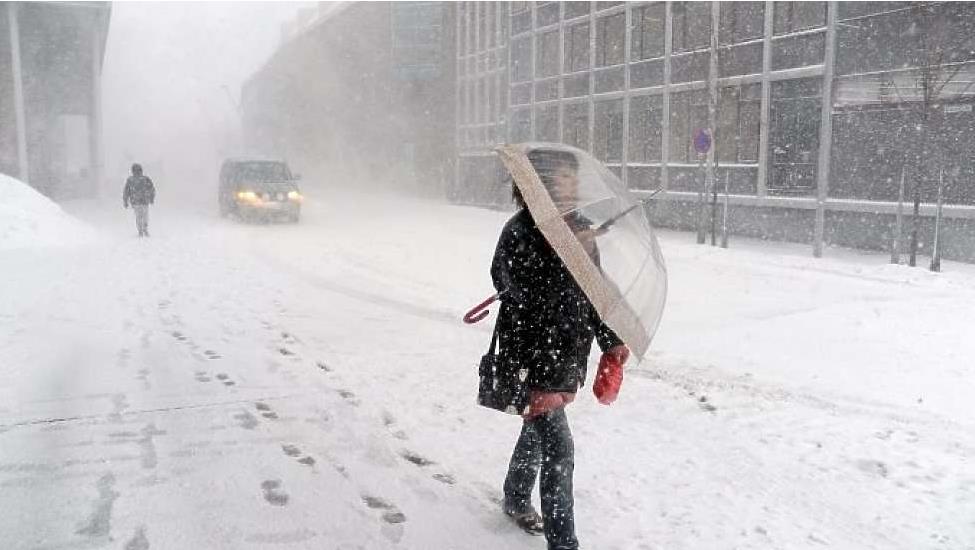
<box><xmin>122</xmin><ymin>163</ymin><xmax>155</xmax><ymax>237</ymax></box>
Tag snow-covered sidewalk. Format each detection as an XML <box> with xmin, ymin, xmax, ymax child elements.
<box><xmin>0</xmin><ymin>189</ymin><xmax>972</xmax><ymax>549</ymax></box>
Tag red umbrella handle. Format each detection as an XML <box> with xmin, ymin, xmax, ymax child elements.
<box><xmin>463</xmin><ymin>293</ymin><xmax>500</xmax><ymax>324</ymax></box>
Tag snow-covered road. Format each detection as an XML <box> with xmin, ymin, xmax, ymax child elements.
<box><xmin>1</xmin><ymin>190</ymin><xmax>972</xmax><ymax>549</ymax></box>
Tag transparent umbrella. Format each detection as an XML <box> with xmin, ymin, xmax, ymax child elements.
<box><xmin>495</xmin><ymin>142</ymin><xmax>668</xmax><ymax>360</ymax></box>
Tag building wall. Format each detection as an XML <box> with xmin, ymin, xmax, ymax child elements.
<box><xmin>0</xmin><ymin>2</ymin><xmax>110</xmax><ymax>199</ymax></box>
<box><xmin>242</xmin><ymin>2</ymin><xmax>456</xmax><ymax>197</ymax></box>
<box><xmin>454</xmin><ymin>1</ymin><xmax>975</xmax><ymax>260</ymax></box>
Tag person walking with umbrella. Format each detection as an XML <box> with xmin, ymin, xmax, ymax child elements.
<box><xmin>122</xmin><ymin>163</ymin><xmax>155</xmax><ymax>237</ymax></box>
<box><xmin>491</xmin><ymin>148</ymin><xmax>631</xmax><ymax>549</ymax></box>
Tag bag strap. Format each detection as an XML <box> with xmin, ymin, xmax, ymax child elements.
<box><xmin>487</xmin><ymin>321</ymin><xmax>499</xmax><ymax>356</ymax></box>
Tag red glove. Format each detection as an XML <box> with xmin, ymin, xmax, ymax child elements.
<box><xmin>593</xmin><ymin>352</ymin><xmax>624</xmax><ymax>405</ymax></box>
<box><xmin>606</xmin><ymin>344</ymin><xmax>629</xmax><ymax>365</ymax></box>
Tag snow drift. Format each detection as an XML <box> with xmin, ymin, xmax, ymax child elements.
<box><xmin>0</xmin><ymin>173</ymin><xmax>95</xmax><ymax>250</ymax></box>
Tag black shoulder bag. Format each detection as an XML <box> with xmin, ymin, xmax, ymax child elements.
<box><xmin>477</xmin><ymin>322</ymin><xmax>529</xmax><ymax>415</ymax></box>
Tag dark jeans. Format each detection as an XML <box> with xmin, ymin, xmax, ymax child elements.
<box><xmin>503</xmin><ymin>406</ymin><xmax>577</xmax><ymax>550</ymax></box>
<box><xmin>133</xmin><ymin>204</ymin><xmax>149</xmax><ymax>235</ymax></box>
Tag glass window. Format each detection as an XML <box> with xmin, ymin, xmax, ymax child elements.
<box><xmin>563</xmin><ymin>102</ymin><xmax>590</xmax><ymax>150</ymax></box>
<box><xmin>769</xmin><ymin>78</ymin><xmax>822</xmax><ymax>195</ymax></box>
<box><xmin>486</xmin><ymin>3</ymin><xmax>495</xmax><ymax>48</ymax></box>
<box><xmin>629</xmin><ymin>95</ymin><xmax>663</xmax><ymax>162</ymax></box>
<box><xmin>537</xmin><ymin>30</ymin><xmax>560</xmax><ymax>77</ymax></box>
<box><xmin>478</xmin><ymin>2</ymin><xmax>487</xmax><ymax>50</ymax></box>
<box><xmin>596</xmin><ymin>12</ymin><xmax>626</xmax><ymax>67</ymax></box>
<box><xmin>673</xmin><ymin>1</ymin><xmax>711</xmax><ymax>53</ymax></box>
<box><xmin>511</xmin><ymin>108</ymin><xmax>532</xmax><ymax>142</ymax></box>
<box><xmin>537</xmin><ymin>2</ymin><xmax>561</xmax><ymax>27</ymax></box>
<box><xmin>631</xmin><ymin>3</ymin><xmax>665</xmax><ymax>60</ymax></box>
<box><xmin>458</xmin><ymin>6</ymin><xmax>467</xmax><ymax>55</ymax></box>
<box><xmin>563</xmin><ymin>73</ymin><xmax>590</xmax><ymax>98</ymax></box>
<box><xmin>511</xmin><ymin>83</ymin><xmax>532</xmax><ymax>105</ymax></box>
<box><xmin>536</xmin><ymin>104</ymin><xmax>560</xmax><ymax>142</ymax></box>
<box><xmin>594</xmin><ymin>100</ymin><xmax>625</xmax><ymax>162</ymax></box>
<box><xmin>595</xmin><ymin>66</ymin><xmax>625</xmax><ymax>94</ymax></box>
<box><xmin>564</xmin><ymin>1</ymin><xmax>590</xmax><ymax>20</ymax></box>
<box><xmin>716</xmin><ymin>84</ymin><xmax>761</xmax><ymax>163</ymax></box>
<box><xmin>565</xmin><ymin>22</ymin><xmax>591</xmax><ymax>72</ymax></box>
<box><xmin>511</xmin><ymin>8</ymin><xmax>532</xmax><ymax>35</ymax></box>
<box><xmin>631</xmin><ymin>58</ymin><xmax>665</xmax><ymax>88</ymax></box>
<box><xmin>671</xmin><ymin>51</ymin><xmax>709</xmax><ymax>83</ymax></box>
<box><xmin>719</xmin><ymin>2</ymin><xmax>764</xmax><ymax>44</ymax></box>
<box><xmin>773</xmin><ymin>1</ymin><xmax>826</xmax><ymax>35</ymax></box>
<box><xmin>719</xmin><ymin>42</ymin><xmax>763</xmax><ymax>76</ymax></box>
<box><xmin>772</xmin><ymin>32</ymin><xmax>825</xmax><ymax>70</ymax></box>
<box><xmin>535</xmin><ymin>78</ymin><xmax>559</xmax><ymax>102</ymax></box>
<box><xmin>511</xmin><ymin>36</ymin><xmax>532</xmax><ymax>82</ymax></box>
<box><xmin>669</xmin><ymin>89</ymin><xmax>709</xmax><ymax>163</ymax></box>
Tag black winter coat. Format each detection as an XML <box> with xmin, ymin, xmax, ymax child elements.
<box><xmin>123</xmin><ymin>175</ymin><xmax>155</xmax><ymax>207</ymax></box>
<box><xmin>491</xmin><ymin>208</ymin><xmax>622</xmax><ymax>392</ymax></box>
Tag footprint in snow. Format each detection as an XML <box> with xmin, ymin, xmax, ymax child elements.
<box><xmin>261</xmin><ymin>480</ymin><xmax>289</xmax><ymax>506</ymax></box>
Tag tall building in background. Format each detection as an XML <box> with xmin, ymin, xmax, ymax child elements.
<box><xmin>0</xmin><ymin>2</ymin><xmax>111</xmax><ymax>199</ymax></box>
<box><xmin>455</xmin><ymin>1</ymin><xmax>975</xmax><ymax>261</ymax></box>
<box><xmin>242</xmin><ymin>2</ymin><xmax>455</xmax><ymax>197</ymax></box>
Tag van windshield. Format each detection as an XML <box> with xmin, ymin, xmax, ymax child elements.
<box><xmin>233</xmin><ymin>162</ymin><xmax>292</xmax><ymax>183</ymax></box>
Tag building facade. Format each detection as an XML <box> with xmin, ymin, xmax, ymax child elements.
<box><xmin>454</xmin><ymin>2</ymin><xmax>975</xmax><ymax>260</ymax></box>
<box><xmin>242</xmin><ymin>2</ymin><xmax>456</xmax><ymax>197</ymax></box>
<box><xmin>0</xmin><ymin>2</ymin><xmax>111</xmax><ymax>199</ymax></box>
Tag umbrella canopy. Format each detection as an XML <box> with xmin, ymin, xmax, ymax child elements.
<box><xmin>496</xmin><ymin>142</ymin><xmax>667</xmax><ymax>360</ymax></box>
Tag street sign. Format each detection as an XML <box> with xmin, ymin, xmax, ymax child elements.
<box><xmin>693</xmin><ymin>128</ymin><xmax>712</xmax><ymax>155</ymax></box>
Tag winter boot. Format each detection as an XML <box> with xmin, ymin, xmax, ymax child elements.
<box><xmin>503</xmin><ymin>502</ymin><xmax>544</xmax><ymax>536</ymax></box>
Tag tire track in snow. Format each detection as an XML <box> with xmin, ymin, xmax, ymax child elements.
<box><xmin>251</xmin><ymin>247</ymin><xmax>469</xmax><ymax>328</ymax></box>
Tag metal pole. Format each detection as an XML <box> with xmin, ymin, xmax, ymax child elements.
<box><xmin>930</xmin><ymin>168</ymin><xmax>944</xmax><ymax>272</ymax></box>
<box><xmin>705</xmin><ymin>2</ymin><xmax>719</xmax><ymax>246</ymax></box>
<box><xmin>8</xmin><ymin>2</ymin><xmax>29</xmax><ymax>183</ymax></box>
<box><xmin>721</xmin><ymin>171</ymin><xmax>730</xmax><ymax>248</ymax></box>
<box><xmin>909</xmin><ymin>179</ymin><xmax>920</xmax><ymax>267</ymax></box>
<box><xmin>711</xmin><ymin>170</ymin><xmax>718</xmax><ymax>246</ymax></box>
<box><xmin>697</xmin><ymin>153</ymin><xmax>706</xmax><ymax>244</ymax></box>
<box><xmin>813</xmin><ymin>1</ymin><xmax>838</xmax><ymax>258</ymax></box>
<box><xmin>890</xmin><ymin>166</ymin><xmax>906</xmax><ymax>264</ymax></box>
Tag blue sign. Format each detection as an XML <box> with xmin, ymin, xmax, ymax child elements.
<box><xmin>693</xmin><ymin>128</ymin><xmax>712</xmax><ymax>155</ymax></box>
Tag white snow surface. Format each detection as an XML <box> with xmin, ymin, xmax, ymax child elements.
<box><xmin>0</xmin><ymin>174</ymin><xmax>96</xmax><ymax>250</ymax></box>
<box><xmin>0</xmin><ymin>189</ymin><xmax>973</xmax><ymax>549</ymax></box>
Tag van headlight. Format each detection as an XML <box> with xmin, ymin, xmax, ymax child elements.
<box><xmin>287</xmin><ymin>191</ymin><xmax>303</xmax><ymax>202</ymax></box>
<box><xmin>237</xmin><ymin>190</ymin><xmax>258</xmax><ymax>202</ymax></box>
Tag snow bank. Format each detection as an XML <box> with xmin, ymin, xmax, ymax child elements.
<box><xmin>0</xmin><ymin>173</ymin><xmax>95</xmax><ymax>250</ymax></box>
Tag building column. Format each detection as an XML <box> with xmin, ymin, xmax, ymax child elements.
<box><xmin>621</xmin><ymin>3</ymin><xmax>631</xmax><ymax>187</ymax></box>
<box><xmin>89</xmin><ymin>11</ymin><xmax>104</xmax><ymax>198</ymax></box>
<box><xmin>8</xmin><ymin>2</ymin><xmax>29</xmax><ymax>183</ymax></box>
<box><xmin>756</xmin><ymin>0</ymin><xmax>774</xmax><ymax>197</ymax></box>
<box><xmin>813</xmin><ymin>2</ymin><xmax>838</xmax><ymax>258</ymax></box>
<box><xmin>661</xmin><ymin>2</ymin><xmax>673</xmax><ymax>193</ymax></box>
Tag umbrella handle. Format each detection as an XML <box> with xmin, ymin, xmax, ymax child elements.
<box><xmin>463</xmin><ymin>293</ymin><xmax>500</xmax><ymax>324</ymax></box>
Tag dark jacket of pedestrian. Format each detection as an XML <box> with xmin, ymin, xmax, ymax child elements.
<box><xmin>490</xmin><ymin>207</ymin><xmax>622</xmax><ymax>393</ymax></box>
<box><xmin>123</xmin><ymin>175</ymin><xmax>155</xmax><ymax>207</ymax></box>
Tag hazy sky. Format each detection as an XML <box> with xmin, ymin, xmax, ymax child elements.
<box><xmin>102</xmin><ymin>2</ymin><xmax>313</xmax><ymax>190</ymax></box>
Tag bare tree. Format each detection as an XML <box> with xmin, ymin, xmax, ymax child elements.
<box><xmin>897</xmin><ymin>4</ymin><xmax>975</xmax><ymax>267</ymax></box>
